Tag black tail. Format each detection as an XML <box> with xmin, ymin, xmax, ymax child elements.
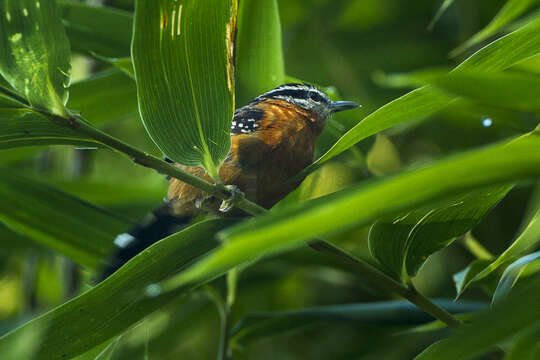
<box><xmin>99</xmin><ymin>206</ymin><xmax>191</xmax><ymax>281</ymax></box>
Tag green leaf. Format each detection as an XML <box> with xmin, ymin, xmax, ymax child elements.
<box><xmin>492</xmin><ymin>251</ymin><xmax>540</xmax><ymax>304</ymax></box>
<box><xmin>302</xmin><ymin>16</ymin><xmax>540</xmax><ymax>176</ymax></box>
<box><xmin>0</xmin><ymin>108</ymin><xmax>100</xmax><ymax>149</ymax></box>
<box><xmin>461</xmin><ymin>193</ymin><xmax>540</xmax><ymax>290</ymax></box>
<box><xmin>57</xmin><ymin>1</ymin><xmax>133</xmax><ymax>58</ymax></box>
<box><xmin>161</xmin><ymin>131</ymin><xmax>540</xmax><ymax>291</ymax></box>
<box><xmin>0</xmin><ymin>219</ymin><xmax>232</xmax><ymax>360</ymax></box>
<box><xmin>235</xmin><ymin>0</ymin><xmax>285</xmax><ymax>106</ymax></box>
<box><xmin>68</xmin><ymin>70</ymin><xmax>138</xmax><ymax>127</ymax></box>
<box><xmin>0</xmin><ymin>0</ymin><xmax>71</xmax><ymax>116</ymax></box>
<box><xmin>231</xmin><ymin>300</ymin><xmax>486</xmax><ymax>345</ymax></box>
<box><xmin>431</xmin><ymin>71</ymin><xmax>540</xmax><ymax>112</ymax></box>
<box><xmin>505</xmin><ymin>323</ymin><xmax>540</xmax><ymax>360</ymax></box>
<box><xmin>415</xmin><ymin>276</ymin><xmax>540</xmax><ymax>360</ymax></box>
<box><xmin>0</xmin><ymin>170</ymin><xmax>130</xmax><ymax>268</ymax></box>
<box><xmin>428</xmin><ymin>0</ymin><xmax>456</xmax><ymax>30</ymax></box>
<box><xmin>132</xmin><ymin>0</ymin><xmax>237</xmax><ymax>179</ymax></box>
<box><xmin>369</xmin><ymin>186</ymin><xmax>512</xmax><ymax>281</ymax></box>
<box><xmin>453</xmin><ymin>259</ymin><xmax>496</xmax><ymax>298</ymax></box>
<box><xmin>452</xmin><ymin>0</ymin><xmax>540</xmax><ymax>56</ymax></box>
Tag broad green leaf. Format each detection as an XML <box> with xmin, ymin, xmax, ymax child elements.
<box><xmin>369</xmin><ymin>186</ymin><xmax>512</xmax><ymax>281</ymax></box>
<box><xmin>0</xmin><ymin>0</ymin><xmax>71</xmax><ymax>116</ymax></box>
<box><xmin>68</xmin><ymin>70</ymin><xmax>138</xmax><ymax>126</ymax></box>
<box><xmin>57</xmin><ymin>1</ymin><xmax>133</xmax><ymax>58</ymax></box>
<box><xmin>505</xmin><ymin>323</ymin><xmax>540</xmax><ymax>360</ymax></box>
<box><xmin>235</xmin><ymin>0</ymin><xmax>285</xmax><ymax>106</ymax></box>
<box><xmin>461</xmin><ymin>195</ymin><xmax>540</xmax><ymax>290</ymax></box>
<box><xmin>301</xmin><ymin>16</ymin><xmax>540</xmax><ymax>176</ymax></box>
<box><xmin>161</xmin><ymin>131</ymin><xmax>540</xmax><ymax>291</ymax></box>
<box><xmin>0</xmin><ymin>170</ymin><xmax>130</xmax><ymax>268</ymax></box>
<box><xmin>428</xmin><ymin>0</ymin><xmax>456</xmax><ymax>30</ymax></box>
<box><xmin>492</xmin><ymin>251</ymin><xmax>540</xmax><ymax>304</ymax></box>
<box><xmin>0</xmin><ymin>108</ymin><xmax>100</xmax><ymax>149</ymax></box>
<box><xmin>231</xmin><ymin>300</ymin><xmax>486</xmax><ymax>345</ymax></box>
<box><xmin>132</xmin><ymin>0</ymin><xmax>237</xmax><ymax>179</ymax></box>
<box><xmin>415</xmin><ymin>276</ymin><xmax>540</xmax><ymax>360</ymax></box>
<box><xmin>452</xmin><ymin>0</ymin><xmax>540</xmax><ymax>56</ymax></box>
<box><xmin>0</xmin><ymin>219</ymin><xmax>233</xmax><ymax>360</ymax></box>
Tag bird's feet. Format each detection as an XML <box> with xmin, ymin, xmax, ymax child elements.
<box><xmin>218</xmin><ymin>184</ymin><xmax>244</xmax><ymax>213</ymax></box>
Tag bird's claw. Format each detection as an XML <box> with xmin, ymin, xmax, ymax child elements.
<box><xmin>219</xmin><ymin>185</ymin><xmax>244</xmax><ymax>213</ymax></box>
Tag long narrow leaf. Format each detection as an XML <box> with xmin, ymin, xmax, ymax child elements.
<box><xmin>0</xmin><ymin>171</ymin><xmax>130</xmax><ymax>268</ymax></box>
<box><xmin>160</xmin><ymin>130</ymin><xmax>540</xmax><ymax>291</ymax></box>
<box><xmin>452</xmin><ymin>0</ymin><xmax>540</xmax><ymax>56</ymax></box>
<box><xmin>0</xmin><ymin>219</ymin><xmax>233</xmax><ymax>360</ymax></box>
<box><xmin>231</xmin><ymin>300</ymin><xmax>486</xmax><ymax>345</ymax></box>
<box><xmin>132</xmin><ymin>0</ymin><xmax>237</xmax><ymax>179</ymax></box>
<box><xmin>301</xmin><ymin>16</ymin><xmax>540</xmax><ymax>177</ymax></box>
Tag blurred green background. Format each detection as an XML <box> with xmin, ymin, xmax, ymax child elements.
<box><xmin>1</xmin><ymin>0</ymin><xmax>539</xmax><ymax>359</ymax></box>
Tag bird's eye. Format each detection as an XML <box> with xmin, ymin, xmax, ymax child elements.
<box><xmin>309</xmin><ymin>92</ymin><xmax>325</xmax><ymax>103</ymax></box>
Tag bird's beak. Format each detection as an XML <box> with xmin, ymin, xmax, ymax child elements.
<box><xmin>330</xmin><ymin>101</ymin><xmax>361</xmax><ymax>113</ymax></box>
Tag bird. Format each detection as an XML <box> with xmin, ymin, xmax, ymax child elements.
<box><xmin>100</xmin><ymin>83</ymin><xmax>360</xmax><ymax>280</ymax></box>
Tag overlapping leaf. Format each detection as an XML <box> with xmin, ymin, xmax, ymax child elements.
<box><xmin>160</xmin><ymin>130</ymin><xmax>540</xmax><ymax>292</ymax></box>
<box><xmin>132</xmin><ymin>0</ymin><xmax>237</xmax><ymax>179</ymax></box>
<box><xmin>301</xmin><ymin>16</ymin><xmax>540</xmax><ymax>177</ymax></box>
<box><xmin>0</xmin><ymin>219</ymin><xmax>233</xmax><ymax>360</ymax></box>
<box><xmin>0</xmin><ymin>0</ymin><xmax>71</xmax><ymax>116</ymax></box>
<box><xmin>369</xmin><ymin>185</ymin><xmax>512</xmax><ymax>281</ymax></box>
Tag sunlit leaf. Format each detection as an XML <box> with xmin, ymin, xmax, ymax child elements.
<box><xmin>132</xmin><ymin>0</ymin><xmax>237</xmax><ymax>179</ymax></box>
<box><xmin>453</xmin><ymin>259</ymin><xmax>496</xmax><ymax>298</ymax></box>
<box><xmin>452</xmin><ymin>0</ymin><xmax>540</xmax><ymax>56</ymax></box>
<box><xmin>302</xmin><ymin>16</ymin><xmax>540</xmax><ymax>176</ymax></box>
<box><xmin>415</xmin><ymin>276</ymin><xmax>540</xmax><ymax>360</ymax></box>
<box><xmin>0</xmin><ymin>219</ymin><xmax>233</xmax><ymax>360</ymax></box>
<box><xmin>160</xmin><ymin>131</ymin><xmax>540</xmax><ymax>291</ymax></box>
<box><xmin>0</xmin><ymin>0</ymin><xmax>71</xmax><ymax>116</ymax></box>
<box><xmin>231</xmin><ymin>300</ymin><xmax>486</xmax><ymax>345</ymax></box>
<box><xmin>0</xmin><ymin>108</ymin><xmax>100</xmax><ymax>149</ymax></box>
<box><xmin>0</xmin><ymin>170</ymin><xmax>130</xmax><ymax>268</ymax></box>
<box><xmin>236</xmin><ymin>0</ymin><xmax>285</xmax><ymax>106</ymax></box>
<box><xmin>369</xmin><ymin>185</ymin><xmax>511</xmax><ymax>281</ymax></box>
<box><xmin>58</xmin><ymin>1</ymin><xmax>133</xmax><ymax>58</ymax></box>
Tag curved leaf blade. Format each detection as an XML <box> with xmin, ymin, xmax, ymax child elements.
<box><xmin>452</xmin><ymin>0</ymin><xmax>540</xmax><ymax>56</ymax></box>
<box><xmin>235</xmin><ymin>0</ymin><xmax>285</xmax><ymax>106</ymax></box>
<box><xmin>132</xmin><ymin>0</ymin><xmax>237</xmax><ymax>178</ymax></box>
<box><xmin>415</xmin><ymin>276</ymin><xmax>540</xmax><ymax>360</ymax></box>
<box><xmin>302</xmin><ymin>16</ymin><xmax>540</xmax><ymax>176</ymax></box>
<box><xmin>0</xmin><ymin>0</ymin><xmax>71</xmax><ymax>116</ymax></box>
<box><xmin>0</xmin><ymin>219</ymin><xmax>233</xmax><ymax>360</ymax></box>
<box><xmin>161</xmin><ymin>131</ymin><xmax>540</xmax><ymax>291</ymax></box>
<box><xmin>369</xmin><ymin>185</ymin><xmax>512</xmax><ymax>280</ymax></box>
